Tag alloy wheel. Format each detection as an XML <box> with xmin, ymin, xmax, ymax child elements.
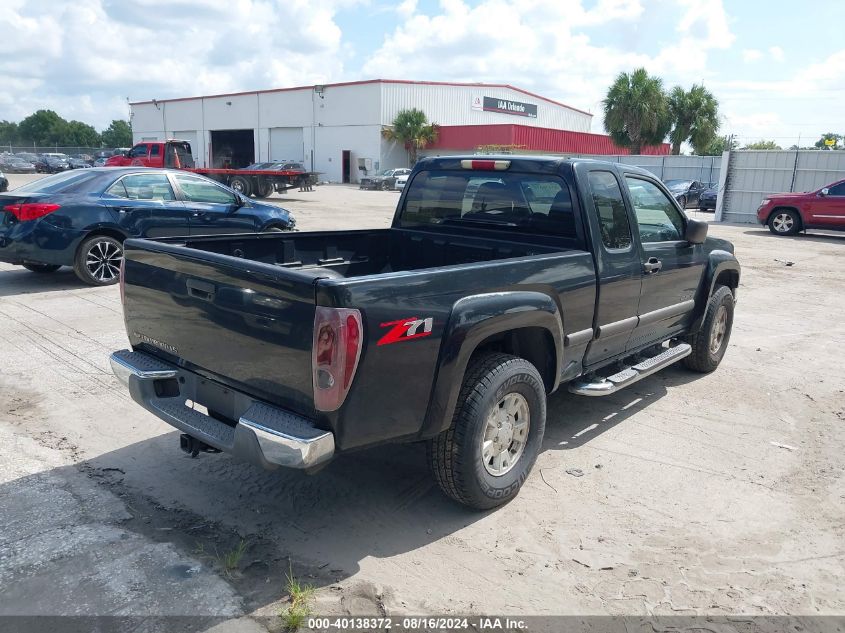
<box><xmin>86</xmin><ymin>240</ymin><xmax>122</xmax><ymax>283</ymax></box>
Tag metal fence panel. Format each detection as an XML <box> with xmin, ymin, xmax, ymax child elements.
<box><xmin>720</xmin><ymin>150</ymin><xmax>845</xmax><ymax>223</ymax></box>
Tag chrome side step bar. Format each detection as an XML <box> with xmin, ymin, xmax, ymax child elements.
<box><xmin>568</xmin><ymin>343</ymin><xmax>692</xmax><ymax>397</ymax></box>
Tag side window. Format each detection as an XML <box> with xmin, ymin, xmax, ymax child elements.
<box><xmin>128</xmin><ymin>144</ymin><xmax>148</xmax><ymax>158</ymax></box>
<box><xmin>587</xmin><ymin>171</ymin><xmax>632</xmax><ymax>249</ymax></box>
<box><xmin>175</xmin><ymin>174</ymin><xmax>237</xmax><ymax>204</ymax></box>
<box><xmin>625</xmin><ymin>176</ymin><xmax>685</xmax><ymax>242</ymax></box>
<box><xmin>105</xmin><ymin>180</ymin><xmax>129</xmax><ymax>198</ymax></box>
<box><xmin>118</xmin><ymin>174</ymin><xmax>176</xmax><ymax>201</ymax></box>
<box><xmin>150</xmin><ymin>144</ymin><xmax>160</xmax><ymax>157</ymax></box>
<box><xmin>827</xmin><ymin>182</ymin><xmax>845</xmax><ymax>196</ymax></box>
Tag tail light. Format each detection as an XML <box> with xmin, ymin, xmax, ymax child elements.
<box><xmin>3</xmin><ymin>203</ymin><xmax>61</xmax><ymax>221</ymax></box>
<box><xmin>461</xmin><ymin>159</ymin><xmax>510</xmax><ymax>170</ymax></box>
<box><xmin>119</xmin><ymin>257</ymin><xmax>126</xmax><ymax>304</ymax></box>
<box><xmin>312</xmin><ymin>307</ymin><xmax>363</xmax><ymax>411</ymax></box>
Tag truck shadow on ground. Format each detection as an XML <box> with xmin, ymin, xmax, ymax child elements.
<box><xmin>0</xmin><ymin>268</ymin><xmax>90</xmax><ymax>298</ymax></box>
<box><xmin>1</xmin><ymin>366</ymin><xmax>696</xmax><ymax>621</ymax></box>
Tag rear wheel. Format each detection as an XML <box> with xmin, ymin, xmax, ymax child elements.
<box><xmin>254</xmin><ymin>179</ymin><xmax>273</xmax><ymax>198</ymax></box>
<box><xmin>428</xmin><ymin>353</ymin><xmax>546</xmax><ymax>510</ymax></box>
<box><xmin>768</xmin><ymin>209</ymin><xmax>800</xmax><ymax>235</ymax></box>
<box><xmin>677</xmin><ymin>195</ymin><xmax>687</xmax><ymax>209</ymax></box>
<box><xmin>73</xmin><ymin>235</ymin><xmax>123</xmax><ymax>286</ymax></box>
<box><xmin>23</xmin><ymin>263</ymin><xmax>61</xmax><ymax>273</ymax></box>
<box><xmin>229</xmin><ymin>176</ymin><xmax>252</xmax><ymax>197</ymax></box>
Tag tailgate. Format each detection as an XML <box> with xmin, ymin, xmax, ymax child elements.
<box><xmin>122</xmin><ymin>239</ymin><xmax>318</xmax><ymax>416</ymax></box>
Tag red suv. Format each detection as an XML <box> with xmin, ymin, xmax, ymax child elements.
<box><xmin>757</xmin><ymin>179</ymin><xmax>845</xmax><ymax>235</ymax></box>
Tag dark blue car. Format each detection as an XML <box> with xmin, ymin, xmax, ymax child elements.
<box><xmin>0</xmin><ymin>168</ymin><xmax>296</xmax><ymax>286</ymax></box>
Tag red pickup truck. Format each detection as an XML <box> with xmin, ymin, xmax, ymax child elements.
<box><xmin>757</xmin><ymin>179</ymin><xmax>845</xmax><ymax>235</ymax></box>
<box><xmin>105</xmin><ymin>139</ymin><xmax>316</xmax><ymax>197</ymax></box>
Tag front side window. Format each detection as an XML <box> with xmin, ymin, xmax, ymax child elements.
<box><xmin>107</xmin><ymin>174</ymin><xmax>175</xmax><ymax>201</ymax></box>
<box><xmin>128</xmin><ymin>144</ymin><xmax>148</xmax><ymax>158</ymax></box>
<box><xmin>625</xmin><ymin>176</ymin><xmax>686</xmax><ymax>242</ymax></box>
<box><xmin>827</xmin><ymin>181</ymin><xmax>845</xmax><ymax>196</ymax></box>
<box><xmin>587</xmin><ymin>171</ymin><xmax>632</xmax><ymax>250</ymax></box>
<box><xmin>174</xmin><ymin>174</ymin><xmax>236</xmax><ymax>204</ymax></box>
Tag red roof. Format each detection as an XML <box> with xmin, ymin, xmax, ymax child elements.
<box><xmin>428</xmin><ymin>124</ymin><xmax>670</xmax><ymax>155</ymax></box>
<box><xmin>129</xmin><ymin>79</ymin><xmax>590</xmax><ymax>115</ymax></box>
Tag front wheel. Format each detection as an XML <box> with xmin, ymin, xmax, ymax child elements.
<box><xmin>684</xmin><ymin>285</ymin><xmax>735</xmax><ymax>373</ymax></box>
<box><xmin>73</xmin><ymin>235</ymin><xmax>123</xmax><ymax>286</ymax></box>
<box><xmin>677</xmin><ymin>195</ymin><xmax>687</xmax><ymax>209</ymax></box>
<box><xmin>428</xmin><ymin>353</ymin><xmax>546</xmax><ymax>510</ymax></box>
<box><xmin>23</xmin><ymin>263</ymin><xmax>61</xmax><ymax>273</ymax></box>
<box><xmin>768</xmin><ymin>209</ymin><xmax>800</xmax><ymax>235</ymax></box>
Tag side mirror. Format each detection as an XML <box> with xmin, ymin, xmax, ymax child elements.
<box><xmin>820</xmin><ymin>188</ymin><xmax>829</xmax><ymax>197</ymax></box>
<box><xmin>685</xmin><ymin>218</ymin><xmax>708</xmax><ymax>244</ymax></box>
<box><xmin>232</xmin><ymin>194</ymin><xmax>245</xmax><ymax>209</ymax></box>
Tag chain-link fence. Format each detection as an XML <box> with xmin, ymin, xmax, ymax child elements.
<box><xmin>0</xmin><ymin>145</ymin><xmax>126</xmax><ymax>157</ymax></box>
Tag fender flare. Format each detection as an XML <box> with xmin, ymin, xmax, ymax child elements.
<box><xmin>690</xmin><ymin>251</ymin><xmax>740</xmax><ymax>330</ymax></box>
<box><xmin>419</xmin><ymin>291</ymin><xmax>564</xmax><ymax>439</ymax></box>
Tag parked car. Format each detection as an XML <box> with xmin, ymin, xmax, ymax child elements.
<box><xmin>395</xmin><ymin>173</ymin><xmax>409</xmax><ymax>191</ymax></box>
<box><xmin>93</xmin><ymin>157</ymin><xmax>109</xmax><ymax>167</ymax></box>
<box><xmin>663</xmin><ymin>179</ymin><xmax>706</xmax><ymax>208</ymax></box>
<box><xmin>33</xmin><ymin>155</ymin><xmax>71</xmax><ymax>173</ymax></box>
<box><xmin>68</xmin><ymin>157</ymin><xmax>92</xmax><ymax>169</ymax></box>
<box><xmin>109</xmin><ymin>155</ymin><xmax>740</xmax><ymax>509</ymax></box>
<box><xmin>757</xmin><ymin>179</ymin><xmax>845</xmax><ymax>235</ymax></box>
<box><xmin>15</xmin><ymin>152</ymin><xmax>39</xmax><ymax>163</ymax></box>
<box><xmin>359</xmin><ymin>168</ymin><xmax>411</xmax><ymax>190</ymax></box>
<box><xmin>0</xmin><ymin>156</ymin><xmax>37</xmax><ymax>173</ymax></box>
<box><xmin>0</xmin><ymin>168</ymin><xmax>295</xmax><ymax>286</ymax></box>
<box><xmin>0</xmin><ymin>171</ymin><xmax>7</xmax><ymax>193</ymax></box>
<box><xmin>698</xmin><ymin>182</ymin><xmax>718</xmax><ymax>211</ymax></box>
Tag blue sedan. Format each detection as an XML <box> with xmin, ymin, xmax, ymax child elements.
<box><xmin>0</xmin><ymin>168</ymin><xmax>295</xmax><ymax>286</ymax></box>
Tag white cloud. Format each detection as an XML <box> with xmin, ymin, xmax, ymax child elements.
<box><xmin>363</xmin><ymin>0</ymin><xmax>733</xmax><ymax>129</ymax></box>
<box><xmin>768</xmin><ymin>45</ymin><xmax>784</xmax><ymax>61</ymax></box>
<box><xmin>0</xmin><ymin>0</ymin><xmax>362</xmax><ymax>129</ymax></box>
<box><xmin>742</xmin><ymin>49</ymin><xmax>763</xmax><ymax>62</ymax></box>
<box><xmin>396</xmin><ymin>0</ymin><xmax>417</xmax><ymax>17</ymax></box>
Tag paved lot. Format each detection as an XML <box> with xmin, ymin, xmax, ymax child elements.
<box><xmin>1</xmin><ymin>174</ymin><xmax>844</xmax><ymax>628</ymax></box>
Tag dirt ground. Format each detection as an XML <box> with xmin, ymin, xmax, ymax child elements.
<box><xmin>1</xmin><ymin>174</ymin><xmax>843</xmax><ymax>630</ymax></box>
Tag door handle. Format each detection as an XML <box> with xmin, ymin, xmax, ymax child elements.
<box><xmin>643</xmin><ymin>257</ymin><xmax>662</xmax><ymax>274</ymax></box>
<box><xmin>116</xmin><ymin>206</ymin><xmax>132</xmax><ymax>213</ymax></box>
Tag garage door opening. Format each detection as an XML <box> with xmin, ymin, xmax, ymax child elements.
<box><xmin>210</xmin><ymin>129</ymin><xmax>255</xmax><ymax>169</ymax></box>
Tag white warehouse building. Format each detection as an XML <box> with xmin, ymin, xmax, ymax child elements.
<box><xmin>130</xmin><ymin>79</ymin><xmax>594</xmax><ymax>183</ymax></box>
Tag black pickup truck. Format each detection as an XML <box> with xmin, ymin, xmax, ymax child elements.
<box><xmin>111</xmin><ymin>156</ymin><xmax>740</xmax><ymax>509</ymax></box>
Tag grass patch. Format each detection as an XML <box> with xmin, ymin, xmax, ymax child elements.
<box><xmin>281</xmin><ymin>564</ymin><xmax>315</xmax><ymax>631</ymax></box>
<box><xmin>216</xmin><ymin>539</ymin><xmax>247</xmax><ymax>578</ymax></box>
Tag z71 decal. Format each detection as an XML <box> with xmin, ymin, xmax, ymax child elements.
<box><xmin>377</xmin><ymin>317</ymin><xmax>434</xmax><ymax>346</ymax></box>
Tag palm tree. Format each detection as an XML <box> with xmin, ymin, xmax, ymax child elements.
<box><xmin>382</xmin><ymin>109</ymin><xmax>439</xmax><ymax>165</ymax></box>
<box><xmin>603</xmin><ymin>68</ymin><xmax>670</xmax><ymax>155</ymax></box>
<box><xmin>668</xmin><ymin>85</ymin><xmax>719</xmax><ymax>155</ymax></box>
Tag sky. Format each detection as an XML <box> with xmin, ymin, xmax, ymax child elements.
<box><xmin>0</xmin><ymin>0</ymin><xmax>842</xmax><ymax>148</ymax></box>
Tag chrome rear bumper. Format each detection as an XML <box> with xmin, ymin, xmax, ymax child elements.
<box><xmin>110</xmin><ymin>349</ymin><xmax>334</xmax><ymax>470</ymax></box>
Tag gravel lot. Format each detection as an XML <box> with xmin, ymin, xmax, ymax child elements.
<box><xmin>1</xmin><ymin>173</ymin><xmax>843</xmax><ymax>628</ymax></box>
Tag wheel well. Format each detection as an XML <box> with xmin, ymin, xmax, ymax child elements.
<box><xmin>82</xmin><ymin>228</ymin><xmax>127</xmax><ymax>246</ymax></box>
<box><xmin>714</xmin><ymin>269</ymin><xmax>739</xmax><ymax>294</ymax></box>
<box><xmin>768</xmin><ymin>206</ymin><xmax>803</xmax><ymax>229</ymax></box>
<box><xmin>471</xmin><ymin>327</ymin><xmax>556</xmax><ymax>392</ymax></box>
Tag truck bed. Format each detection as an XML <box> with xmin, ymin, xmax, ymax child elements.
<box><xmin>160</xmin><ymin>227</ymin><xmax>573</xmax><ymax>278</ymax></box>
<box><xmin>121</xmin><ymin>227</ymin><xmax>595</xmax><ymax>446</ymax></box>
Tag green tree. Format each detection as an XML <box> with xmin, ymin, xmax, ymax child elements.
<box><xmin>602</xmin><ymin>68</ymin><xmax>671</xmax><ymax>154</ymax></box>
<box><xmin>742</xmin><ymin>140</ymin><xmax>782</xmax><ymax>150</ymax></box>
<box><xmin>17</xmin><ymin>110</ymin><xmax>68</xmax><ymax>146</ymax></box>
<box><xmin>814</xmin><ymin>132</ymin><xmax>843</xmax><ymax>149</ymax></box>
<box><xmin>64</xmin><ymin>120</ymin><xmax>101</xmax><ymax>147</ymax></box>
<box><xmin>698</xmin><ymin>134</ymin><xmax>737</xmax><ymax>156</ymax></box>
<box><xmin>381</xmin><ymin>108</ymin><xmax>439</xmax><ymax>165</ymax></box>
<box><xmin>667</xmin><ymin>84</ymin><xmax>719</xmax><ymax>155</ymax></box>
<box><xmin>101</xmin><ymin>120</ymin><xmax>132</xmax><ymax>148</ymax></box>
<box><xmin>0</xmin><ymin>120</ymin><xmax>19</xmax><ymax>145</ymax></box>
